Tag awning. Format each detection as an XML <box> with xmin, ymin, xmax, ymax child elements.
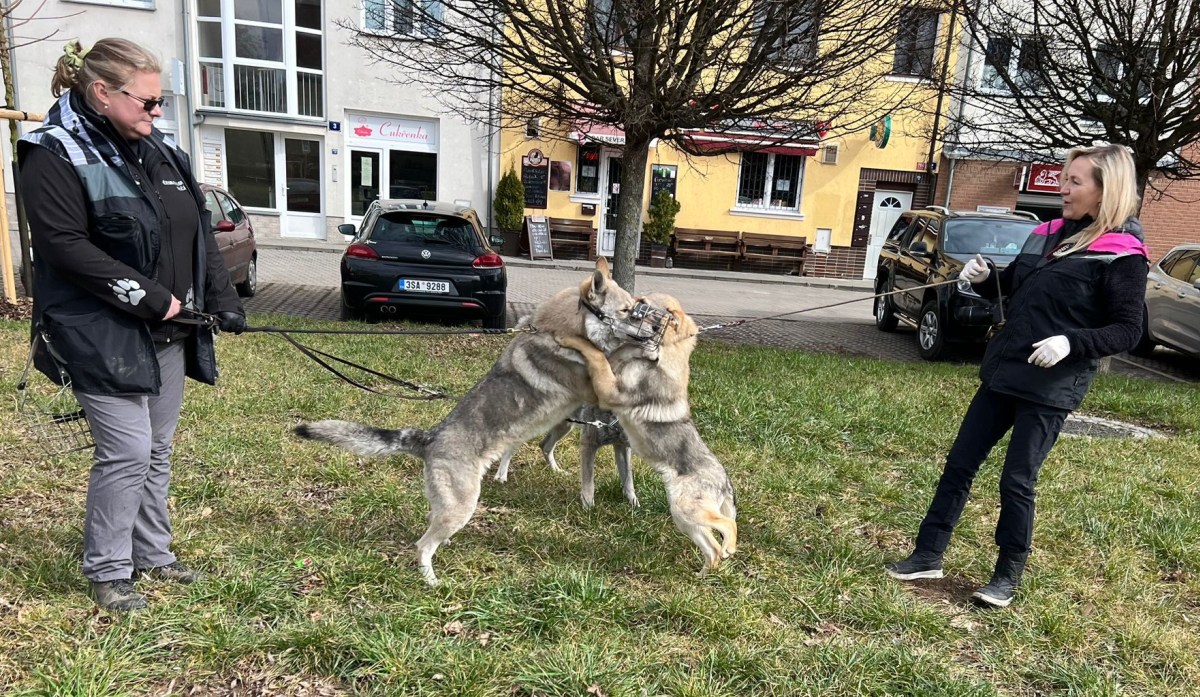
<box><xmin>569</xmin><ymin>119</ymin><xmax>626</xmax><ymax>146</ymax></box>
<box><xmin>680</xmin><ymin>131</ymin><xmax>819</xmax><ymax>157</ymax></box>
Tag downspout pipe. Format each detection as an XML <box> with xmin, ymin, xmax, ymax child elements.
<box><xmin>180</xmin><ymin>0</ymin><xmax>198</xmax><ymax>162</ymax></box>
<box><xmin>944</xmin><ymin>10</ymin><xmax>978</xmax><ymax>208</ymax></box>
<box><xmin>925</xmin><ymin>2</ymin><xmax>959</xmax><ymax>198</ymax></box>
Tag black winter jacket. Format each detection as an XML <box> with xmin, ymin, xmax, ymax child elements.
<box><xmin>973</xmin><ymin>216</ymin><xmax>1149</xmax><ymax>410</ymax></box>
<box><xmin>18</xmin><ymin>91</ymin><xmax>242</xmax><ymax>395</ymax></box>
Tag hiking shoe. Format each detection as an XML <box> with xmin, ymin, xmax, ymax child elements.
<box><xmin>92</xmin><ymin>579</ymin><xmax>147</xmax><ymax>612</ymax></box>
<box><xmin>884</xmin><ymin>551</ymin><xmax>944</xmax><ymax>581</ymax></box>
<box><xmin>971</xmin><ymin>550</ymin><xmax>1028</xmax><ymax>608</ymax></box>
<box><xmin>136</xmin><ymin>560</ymin><xmax>201</xmax><ymax>585</ymax></box>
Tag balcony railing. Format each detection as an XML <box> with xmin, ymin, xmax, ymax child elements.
<box><xmin>298</xmin><ymin>72</ymin><xmax>323</xmax><ymax>118</ymax></box>
<box><xmin>234</xmin><ymin>65</ymin><xmax>286</xmax><ymax>114</ymax></box>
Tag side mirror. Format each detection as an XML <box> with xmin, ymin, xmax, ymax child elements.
<box><xmin>910</xmin><ymin>241</ymin><xmax>929</xmax><ymax>255</ymax></box>
<box><xmin>489</xmin><ymin>234</ymin><xmax>505</xmax><ymax>246</ymax></box>
<box><xmin>214</xmin><ymin>220</ymin><xmax>235</xmax><ymax>233</ymax></box>
<box><xmin>337</xmin><ymin>223</ymin><xmax>357</xmax><ymax>236</ymax></box>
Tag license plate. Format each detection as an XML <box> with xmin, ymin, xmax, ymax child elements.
<box><xmin>397</xmin><ymin>279</ymin><xmax>450</xmax><ymax>294</ymax></box>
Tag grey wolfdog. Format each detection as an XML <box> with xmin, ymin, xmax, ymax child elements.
<box><xmin>558</xmin><ymin>292</ymin><xmax>738</xmax><ymax>574</ymax></box>
<box><xmin>493</xmin><ymin>404</ymin><xmax>637</xmax><ymax>509</ymax></box>
<box><xmin>295</xmin><ymin>258</ymin><xmax>635</xmax><ymax>585</ymax></box>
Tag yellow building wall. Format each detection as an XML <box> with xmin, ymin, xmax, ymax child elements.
<box><xmin>499</xmin><ymin>106</ymin><xmax>938</xmax><ymax>249</ymax></box>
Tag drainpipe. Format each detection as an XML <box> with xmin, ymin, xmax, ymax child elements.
<box><xmin>943</xmin><ymin>9</ymin><xmax>976</xmax><ymax>208</ymax></box>
<box><xmin>180</xmin><ymin>0</ymin><xmax>198</xmax><ymax>160</ymax></box>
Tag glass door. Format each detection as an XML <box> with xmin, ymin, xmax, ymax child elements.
<box><xmin>280</xmin><ymin>137</ymin><xmax>324</xmax><ymax>239</ymax></box>
<box><xmin>598</xmin><ymin>156</ymin><xmax>622</xmax><ymax>257</ymax></box>
<box><xmin>350</xmin><ymin>149</ymin><xmax>381</xmax><ymax>217</ymax></box>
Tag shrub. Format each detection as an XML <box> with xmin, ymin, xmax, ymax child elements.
<box><xmin>493</xmin><ymin>166</ymin><xmax>526</xmax><ymax>231</ymax></box>
<box><xmin>643</xmin><ymin>189</ymin><xmax>681</xmax><ymax>245</ymax></box>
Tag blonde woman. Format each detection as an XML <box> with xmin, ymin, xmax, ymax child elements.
<box><xmin>19</xmin><ymin>39</ymin><xmax>245</xmax><ymax>611</ymax></box>
<box><xmin>884</xmin><ymin>144</ymin><xmax>1149</xmax><ymax>608</ymax></box>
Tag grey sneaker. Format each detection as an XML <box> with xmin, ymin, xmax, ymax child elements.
<box><xmin>92</xmin><ymin>579</ymin><xmax>147</xmax><ymax>612</ymax></box>
<box><xmin>884</xmin><ymin>551</ymin><xmax>945</xmax><ymax>581</ymax></box>
<box><xmin>136</xmin><ymin>560</ymin><xmax>201</xmax><ymax>585</ymax></box>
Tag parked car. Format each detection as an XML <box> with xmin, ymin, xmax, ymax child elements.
<box><xmin>1133</xmin><ymin>243</ymin><xmax>1200</xmax><ymax>360</ymax></box>
<box><xmin>874</xmin><ymin>206</ymin><xmax>1041</xmax><ymax>359</ymax></box>
<box><xmin>200</xmin><ymin>184</ymin><xmax>257</xmax><ymax>297</ymax></box>
<box><xmin>337</xmin><ymin>200</ymin><xmax>508</xmax><ymax>327</ymax></box>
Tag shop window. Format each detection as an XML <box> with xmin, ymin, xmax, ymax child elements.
<box><xmin>389</xmin><ymin>150</ymin><xmax>438</xmax><ymax>200</ymax></box>
<box><xmin>893</xmin><ymin>6</ymin><xmax>939</xmax><ymax>78</ymax></box>
<box><xmin>225</xmin><ymin>129</ymin><xmax>276</xmax><ymax>209</ymax></box>
<box><xmin>736</xmin><ymin>151</ymin><xmax>804</xmax><ymax>211</ymax></box>
<box><xmin>576</xmin><ymin>145</ymin><xmax>601</xmax><ymax>195</ymax></box>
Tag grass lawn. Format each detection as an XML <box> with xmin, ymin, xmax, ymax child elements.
<box><xmin>1</xmin><ymin>314</ymin><xmax>1198</xmax><ymax>696</ymax></box>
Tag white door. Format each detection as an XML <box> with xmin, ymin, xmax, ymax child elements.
<box><xmin>863</xmin><ymin>190</ymin><xmax>913</xmax><ymax>280</ymax></box>
<box><xmin>596</xmin><ymin>154</ymin><xmax>621</xmax><ymax>258</ymax></box>
<box><xmin>279</xmin><ymin>137</ymin><xmax>324</xmax><ymax>239</ymax></box>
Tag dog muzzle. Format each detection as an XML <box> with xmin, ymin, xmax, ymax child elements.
<box><xmin>613</xmin><ymin>300</ymin><xmax>672</xmax><ymax>350</ymax></box>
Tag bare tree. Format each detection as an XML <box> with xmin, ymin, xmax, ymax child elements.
<box><xmin>343</xmin><ymin>0</ymin><xmax>928</xmax><ymax>290</ymax></box>
<box><xmin>943</xmin><ymin>0</ymin><xmax>1200</xmax><ymax>198</ymax></box>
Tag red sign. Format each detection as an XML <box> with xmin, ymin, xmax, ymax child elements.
<box><xmin>1026</xmin><ymin>163</ymin><xmax>1062</xmax><ymax>193</ymax></box>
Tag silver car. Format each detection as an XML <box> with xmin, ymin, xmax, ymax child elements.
<box><xmin>1134</xmin><ymin>244</ymin><xmax>1200</xmax><ymax>359</ymax></box>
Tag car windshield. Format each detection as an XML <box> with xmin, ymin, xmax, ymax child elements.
<box><xmin>943</xmin><ymin>219</ymin><xmax>1037</xmax><ymax>257</ymax></box>
<box><xmin>370</xmin><ymin>212</ymin><xmax>477</xmax><ymax>249</ymax></box>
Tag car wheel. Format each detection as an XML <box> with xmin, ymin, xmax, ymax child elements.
<box><xmin>482</xmin><ymin>306</ymin><xmax>508</xmax><ymax>330</ymax></box>
<box><xmin>1130</xmin><ymin>311</ymin><xmax>1157</xmax><ymax>357</ymax></box>
<box><xmin>917</xmin><ymin>300</ymin><xmax>947</xmax><ymax>360</ymax></box>
<box><xmin>236</xmin><ymin>256</ymin><xmax>257</xmax><ymax>297</ymax></box>
<box><xmin>874</xmin><ymin>282</ymin><xmax>898</xmax><ymax>332</ymax></box>
<box><xmin>340</xmin><ymin>297</ymin><xmax>364</xmax><ymax>322</ymax></box>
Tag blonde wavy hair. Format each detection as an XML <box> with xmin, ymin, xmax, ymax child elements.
<box><xmin>51</xmin><ymin>38</ymin><xmax>161</xmax><ymax>99</ymax></box>
<box><xmin>1059</xmin><ymin>144</ymin><xmax>1140</xmax><ymax>255</ymax></box>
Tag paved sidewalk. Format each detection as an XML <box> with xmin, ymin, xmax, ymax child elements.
<box><xmin>244</xmin><ymin>246</ymin><xmax>1198</xmax><ymax>384</ymax></box>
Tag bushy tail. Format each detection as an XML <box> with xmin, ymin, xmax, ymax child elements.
<box><xmin>294</xmin><ymin>419</ymin><xmax>430</xmax><ymax>458</ymax></box>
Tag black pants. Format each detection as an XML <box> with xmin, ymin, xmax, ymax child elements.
<box><xmin>915</xmin><ymin>386</ymin><xmax>1069</xmax><ymax>556</ymax></box>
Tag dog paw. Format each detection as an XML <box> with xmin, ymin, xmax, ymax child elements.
<box><xmin>493</xmin><ymin>472</ymin><xmax>509</xmax><ymax>483</ymax></box>
<box><xmin>580</xmin><ymin>495</ymin><xmax>595</xmax><ymax>510</ymax></box>
<box><xmin>626</xmin><ymin>494</ymin><xmax>640</xmax><ymax>508</ymax></box>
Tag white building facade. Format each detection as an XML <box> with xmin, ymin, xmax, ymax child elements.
<box><xmin>6</xmin><ymin>0</ymin><xmax>496</xmax><ymax>245</ymax></box>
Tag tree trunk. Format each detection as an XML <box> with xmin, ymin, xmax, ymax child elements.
<box><xmin>612</xmin><ymin>138</ymin><xmax>651</xmax><ymax>293</ymax></box>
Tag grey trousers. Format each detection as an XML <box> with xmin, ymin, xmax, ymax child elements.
<box><xmin>75</xmin><ymin>341</ymin><xmax>186</xmax><ymax>582</ymax></box>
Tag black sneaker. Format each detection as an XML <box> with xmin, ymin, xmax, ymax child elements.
<box><xmin>135</xmin><ymin>560</ymin><xmax>201</xmax><ymax>585</ymax></box>
<box><xmin>884</xmin><ymin>551</ymin><xmax>944</xmax><ymax>581</ymax></box>
<box><xmin>971</xmin><ymin>579</ymin><xmax>1016</xmax><ymax>608</ymax></box>
<box><xmin>92</xmin><ymin>579</ymin><xmax>147</xmax><ymax>612</ymax></box>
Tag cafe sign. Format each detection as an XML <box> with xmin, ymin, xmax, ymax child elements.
<box><xmin>346</xmin><ymin>113</ymin><xmax>439</xmax><ymax>151</ymax></box>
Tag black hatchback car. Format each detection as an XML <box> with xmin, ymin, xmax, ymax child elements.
<box><xmin>873</xmin><ymin>206</ymin><xmax>1041</xmax><ymax>359</ymax></box>
<box><xmin>338</xmin><ymin>200</ymin><xmax>508</xmax><ymax>327</ymax></box>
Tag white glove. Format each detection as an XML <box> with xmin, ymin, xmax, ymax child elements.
<box><xmin>960</xmin><ymin>254</ymin><xmax>990</xmax><ymax>284</ymax></box>
<box><xmin>1028</xmin><ymin>335</ymin><xmax>1071</xmax><ymax>368</ymax></box>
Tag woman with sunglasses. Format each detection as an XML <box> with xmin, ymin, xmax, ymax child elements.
<box><xmin>18</xmin><ymin>38</ymin><xmax>246</xmax><ymax>612</ymax></box>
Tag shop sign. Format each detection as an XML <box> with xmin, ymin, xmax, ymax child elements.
<box><xmin>347</xmin><ymin>113</ymin><xmax>439</xmax><ymax>149</ymax></box>
<box><xmin>1026</xmin><ymin>163</ymin><xmax>1061</xmax><ymax>193</ymax></box>
<box><xmin>869</xmin><ymin>115</ymin><xmax>891</xmax><ymax>149</ymax></box>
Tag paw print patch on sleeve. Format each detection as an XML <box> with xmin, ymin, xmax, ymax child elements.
<box><xmin>109</xmin><ymin>278</ymin><xmax>148</xmax><ymax>306</ymax></box>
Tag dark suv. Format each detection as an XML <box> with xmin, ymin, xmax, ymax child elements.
<box><xmin>338</xmin><ymin>200</ymin><xmax>508</xmax><ymax>327</ymax></box>
<box><xmin>873</xmin><ymin>206</ymin><xmax>1041</xmax><ymax>359</ymax></box>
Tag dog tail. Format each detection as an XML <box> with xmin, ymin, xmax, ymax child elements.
<box><xmin>294</xmin><ymin>419</ymin><xmax>430</xmax><ymax>458</ymax></box>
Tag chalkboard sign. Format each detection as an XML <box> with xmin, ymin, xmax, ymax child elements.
<box><xmin>525</xmin><ymin>215</ymin><xmax>553</xmax><ymax>260</ymax></box>
<box><xmin>522</xmin><ymin>161</ymin><xmax>549</xmax><ymax>209</ymax></box>
<box><xmin>650</xmin><ymin>164</ymin><xmax>678</xmax><ymax>200</ymax></box>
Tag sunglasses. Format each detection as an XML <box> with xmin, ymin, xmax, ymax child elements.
<box><xmin>119</xmin><ymin>89</ymin><xmax>166</xmax><ymax>112</ymax></box>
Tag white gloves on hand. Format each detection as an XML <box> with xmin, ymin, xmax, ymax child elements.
<box><xmin>1028</xmin><ymin>335</ymin><xmax>1071</xmax><ymax>368</ymax></box>
<box><xmin>960</xmin><ymin>254</ymin><xmax>990</xmax><ymax>284</ymax></box>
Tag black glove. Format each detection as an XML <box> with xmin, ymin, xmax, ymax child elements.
<box><xmin>216</xmin><ymin>311</ymin><xmax>247</xmax><ymax>335</ymax></box>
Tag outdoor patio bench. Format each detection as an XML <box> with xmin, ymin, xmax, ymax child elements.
<box><xmin>739</xmin><ymin>232</ymin><xmax>809</xmax><ymax>275</ymax></box>
<box><xmin>671</xmin><ymin>228</ymin><xmax>742</xmax><ymax>267</ymax></box>
<box><xmin>547</xmin><ymin>217</ymin><xmax>596</xmax><ymax>259</ymax></box>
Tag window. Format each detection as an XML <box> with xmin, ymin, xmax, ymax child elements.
<box><xmin>197</xmin><ymin>0</ymin><xmax>324</xmax><ymax>117</ymax></box>
<box><xmin>886</xmin><ymin>212</ymin><xmax>913</xmax><ymax>241</ymax></box>
<box><xmin>389</xmin><ymin>150</ymin><xmax>438</xmax><ymax>200</ymax></box>
<box><xmin>980</xmin><ymin>35</ymin><xmax>1046</xmax><ymax>91</ymax></box>
<box><xmin>736</xmin><ymin>151</ymin><xmax>804</xmax><ymax>212</ymax></box>
<box><xmin>204</xmin><ymin>190</ymin><xmax>228</xmax><ymax>226</ymax></box>
<box><xmin>906</xmin><ymin>218</ymin><xmax>939</xmax><ymax>252</ymax></box>
<box><xmin>756</xmin><ymin>0</ymin><xmax>821</xmax><ymax>63</ymax></box>
<box><xmin>364</xmin><ymin>0</ymin><xmax>444</xmax><ymax>37</ymax></box>
<box><xmin>1164</xmin><ymin>250</ymin><xmax>1200</xmax><ymax>283</ymax></box>
<box><xmin>217</xmin><ymin>192</ymin><xmax>246</xmax><ymax>224</ymax></box>
<box><xmin>576</xmin><ymin>145</ymin><xmax>601</xmax><ymax>194</ymax></box>
<box><xmin>590</xmin><ymin>0</ymin><xmax>626</xmax><ymax>48</ymax></box>
<box><xmin>64</xmin><ymin>0</ymin><xmax>155</xmax><ymax>9</ymax></box>
<box><xmin>1093</xmin><ymin>42</ymin><xmax>1156</xmax><ymax>101</ymax></box>
<box><xmin>893</xmin><ymin>6</ymin><xmax>939</xmax><ymax>78</ymax></box>
<box><xmin>226</xmin><ymin>129</ymin><xmax>276</xmax><ymax>208</ymax></box>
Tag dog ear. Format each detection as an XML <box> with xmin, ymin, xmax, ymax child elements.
<box><xmin>591</xmin><ymin>268</ymin><xmax>608</xmax><ymax>298</ymax></box>
<box><xmin>594</xmin><ymin>256</ymin><xmax>611</xmax><ymax>278</ymax></box>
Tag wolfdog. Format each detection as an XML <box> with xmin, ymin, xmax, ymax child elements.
<box><xmin>295</xmin><ymin>258</ymin><xmax>635</xmax><ymax>585</ymax></box>
<box><xmin>557</xmin><ymin>293</ymin><xmax>738</xmax><ymax>574</ymax></box>
<box><xmin>492</xmin><ymin>404</ymin><xmax>637</xmax><ymax>509</ymax></box>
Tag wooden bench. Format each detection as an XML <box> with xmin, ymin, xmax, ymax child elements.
<box><xmin>547</xmin><ymin>217</ymin><xmax>596</xmax><ymax>259</ymax></box>
<box><xmin>671</xmin><ymin>228</ymin><xmax>741</xmax><ymax>267</ymax></box>
<box><xmin>739</xmin><ymin>232</ymin><xmax>808</xmax><ymax>275</ymax></box>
